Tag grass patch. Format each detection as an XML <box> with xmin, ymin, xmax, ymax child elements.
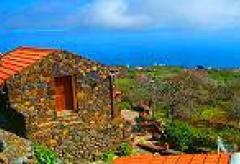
<box><xmin>145</xmin><ymin>66</ymin><xmax>183</xmax><ymax>78</ymax></box>
<box><xmin>102</xmin><ymin>143</ymin><xmax>136</xmax><ymax>163</ymax></box>
<box><xmin>208</xmin><ymin>70</ymin><xmax>240</xmax><ymax>85</ymax></box>
<box><xmin>32</xmin><ymin>142</ymin><xmax>59</xmax><ymax>164</ymax></box>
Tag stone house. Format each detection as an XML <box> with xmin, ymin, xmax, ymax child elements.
<box><xmin>0</xmin><ymin>46</ymin><xmax>130</xmax><ymax>161</ymax></box>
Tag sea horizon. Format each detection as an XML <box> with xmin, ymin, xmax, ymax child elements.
<box><xmin>1</xmin><ymin>30</ymin><xmax>240</xmax><ymax>69</ymax></box>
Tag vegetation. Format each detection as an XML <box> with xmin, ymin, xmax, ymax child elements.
<box><xmin>208</xmin><ymin>70</ymin><xmax>240</xmax><ymax>85</ymax></box>
<box><xmin>115</xmin><ymin>143</ymin><xmax>135</xmax><ymax>156</ymax></box>
<box><xmin>32</xmin><ymin>143</ymin><xmax>59</xmax><ymax>164</ymax></box>
<box><xmin>227</xmin><ymin>97</ymin><xmax>240</xmax><ymax>127</ymax></box>
<box><xmin>116</xmin><ymin>66</ymin><xmax>240</xmax><ymax>152</ymax></box>
<box><xmin>145</xmin><ymin>66</ymin><xmax>183</xmax><ymax>78</ymax></box>
<box><xmin>102</xmin><ymin>143</ymin><xmax>135</xmax><ymax>163</ymax></box>
<box><xmin>165</xmin><ymin>121</ymin><xmax>217</xmax><ymax>152</ymax></box>
<box><xmin>102</xmin><ymin>151</ymin><xmax>117</xmax><ymax>163</ymax></box>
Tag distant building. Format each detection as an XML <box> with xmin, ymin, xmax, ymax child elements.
<box><xmin>0</xmin><ymin>53</ymin><xmax>4</xmax><ymax>59</ymax></box>
<box><xmin>195</xmin><ymin>65</ymin><xmax>206</xmax><ymax>70</ymax></box>
<box><xmin>135</xmin><ymin>66</ymin><xmax>144</xmax><ymax>70</ymax></box>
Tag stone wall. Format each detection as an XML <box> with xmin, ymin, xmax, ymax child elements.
<box><xmin>7</xmin><ymin>56</ymin><xmax>55</xmax><ymax>136</ymax></box>
<box><xmin>0</xmin><ymin>129</ymin><xmax>35</xmax><ymax>163</ymax></box>
<box><xmin>31</xmin><ymin>120</ymin><xmax>131</xmax><ymax>162</ymax></box>
<box><xmin>51</xmin><ymin>52</ymin><xmax>112</xmax><ymax>122</ymax></box>
<box><xmin>6</xmin><ymin>51</ymin><xmax>112</xmax><ymax>134</ymax></box>
<box><xmin>4</xmin><ymin>51</ymin><xmax>129</xmax><ymax>161</ymax></box>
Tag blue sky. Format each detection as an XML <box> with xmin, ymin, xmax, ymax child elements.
<box><xmin>1</xmin><ymin>0</ymin><xmax>240</xmax><ymax>67</ymax></box>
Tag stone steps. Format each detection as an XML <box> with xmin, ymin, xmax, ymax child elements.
<box><xmin>31</xmin><ymin>120</ymin><xmax>83</xmax><ymax>137</ymax></box>
<box><xmin>57</xmin><ymin>115</ymin><xmax>79</xmax><ymax>122</ymax></box>
<box><xmin>58</xmin><ymin>120</ymin><xmax>83</xmax><ymax>126</ymax></box>
<box><xmin>33</xmin><ymin>113</ymin><xmax>81</xmax><ymax>130</ymax></box>
<box><xmin>57</xmin><ymin>112</ymin><xmax>79</xmax><ymax>120</ymax></box>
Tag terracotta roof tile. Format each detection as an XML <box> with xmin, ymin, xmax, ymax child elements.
<box><xmin>114</xmin><ymin>153</ymin><xmax>231</xmax><ymax>164</ymax></box>
<box><xmin>0</xmin><ymin>46</ymin><xmax>58</xmax><ymax>86</ymax></box>
<box><xmin>3</xmin><ymin>56</ymin><xmax>37</xmax><ymax>64</ymax></box>
<box><xmin>191</xmin><ymin>154</ymin><xmax>206</xmax><ymax>163</ymax></box>
<box><xmin>0</xmin><ymin>67</ymin><xmax>16</xmax><ymax>75</ymax></box>
<box><xmin>9</xmin><ymin>53</ymin><xmax>47</xmax><ymax>60</ymax></box>
<box><xmin>218</xmin><ymin>154</ymin><xmax>230</xmax><ymax>164</ymax></box>
<box><xmin>165</xmin><ymin>156</ymin><xmax>180</xmax><ymax>163</ymax></box>
<box><xmin>205</xmin><ymin>154</ymin><xmax>220</xmax><ymax>163</ymax></box>
<box><xmin>150</xmin><ymin>156</ymin><xmax>166</xmax><ymax>164</ymax></box>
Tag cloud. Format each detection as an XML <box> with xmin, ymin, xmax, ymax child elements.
<box><xmin>79</xmin><ymin>0</ymin><xmax>152</xmax><ymax>29</ymax></box>
<box><xmin>2</xmin><ymin>0</ymin><xmax>240</xmax><ymax>30</ymax></box>
<box><xmin>80</xmin><ymin>0</ymin><xmax>240</xmax><ymax>30</ymax></box>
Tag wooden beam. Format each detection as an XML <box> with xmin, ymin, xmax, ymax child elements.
<box><xmin>109</xmin><ymin>74</ymin><xmax>114</xmax><ymax>119</ymax></box>
<box><xmin>71</xmin><ymin>75</ymin><xmax>78</xmax><ymax>111</ymax></box>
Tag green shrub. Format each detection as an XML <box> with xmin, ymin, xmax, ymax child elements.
<box><xmin>165</xmin><ymin>121</ymin><xmax>217</xmax><ymax>151</ymax></box>
<box><xmin>115</xmin><ymin>143</ymin><xmax>134</xmax><ymax>156</ymax></box>
<box><xmin>165</xmin><ymin>121</ymin><xmax>195</xmax><ymax>151</ymax></box>
<box><xmin>32</xmin><ymin>143</ymin><xmax>58</xmax><ymax>164</ymax></box>
<box><xmin>102</xmin><ymin>143</ymin><xmax>134</xmax><ymax>163</ymax></box>
<box><xmin>196</xmin><ymin>107</ymin><xmax>220</xmax><ymax>120</ymax></box>
<box><xmin>191</xmin><ymin>128</ymin><xmax>217</xmax><ymax>149</ymax></box>
<box><xmin>102</xmin><ymin>151</ymin><xmax>117</xmax><ymax>163</ymax></box>
<box><xmin>119</xmin><ymin>101</ymin><xmax>131</xmax><ymax>110</ymax></box>
<box><xmin>218</xmin><ymin>128</ymin><xmax>240</xmax><ymax>146</ymax></box>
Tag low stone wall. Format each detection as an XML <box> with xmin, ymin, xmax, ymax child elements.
<box><xmin>31</xmin><ymin>119</ymin><xmax>131</xmax><ymax>163</ymax></box>
<box><xmin>0</xmin><ymin>129</ymin><xmax>35</xmax><ymax>163</ymax></box>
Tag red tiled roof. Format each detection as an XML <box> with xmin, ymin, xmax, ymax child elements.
<box><xmin>113</xmin><ymin>153</ymin><xmax>231</xmax><ymax>164</ymax></box>
<box><xmin>0</xmin><ymin>46</ymin><xmax>59</xmax><ymax>86</ymax></box>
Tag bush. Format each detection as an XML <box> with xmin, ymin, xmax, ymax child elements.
<box><xmin>195</xmin><ymin>107</ymin><xmax>221</xmax><ymax>121</ymax></box>
<box><xmin>165</xmin><ymin>121</ymin><xmax>195</xmax><ymax>151</ymax></box>
<box><xmin>165</xmin><ymin>121</ymin><xmax>217</xmax><ymax>151</ymax></box>
<box><xmin>191</xmin><ymin>128</ymin><xmax>217</xmax><ymax>150</ymax></box>
<box><xmin>102</xmin><ymin>151</ymin><xmax>117</xmax><ymax>163</ymax></box>
<box><xmin>119</xmin><ymin>101</ymin><xmax>131</xmax><ymax>110</ymax></box>
<box><xmin>102</xmin><ymin>143</ymin><xmax>135</xmax><ymax>163</ymax></box>
<box><xmin>218</xmin><ymin>128</ymin><xmax>240</xmax><ymax>146</ymax></box>
<box><xmin>32</xmin><ymin>143</ymin><xmax>58</xmax><ymax>164</ymax></box>
<box><xmin>115</xmin><ymin>143</ymin><xmax>134</xmax><ymax>157</ymax></box>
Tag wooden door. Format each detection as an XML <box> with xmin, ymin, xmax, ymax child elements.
<box><xmin>54</xmin><ymin>76</ymin><xmax>74</xmax><ymax>112</ymax></box>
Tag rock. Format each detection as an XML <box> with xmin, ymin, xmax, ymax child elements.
<box><xmin>0</xmin><ymin>140</ymin><xmax>7</xmax><ymax>152</ymax></box>
<box><xmin>56</xmin><ymin>158</ymin><xmax>63</xmax><ymax>164</ymax></box>
<box><xmin>14</xmin><ymin>156</ymin><xmax>28</xmax><ymax>164</ymax></box>
<box><xmin>0</xmin><ymin>130</ymin><xmax>34</xmax><ymax>163</ymax></box>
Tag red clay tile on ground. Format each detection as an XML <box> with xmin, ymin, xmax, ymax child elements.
<box><xmin>113</xmin><ymin>153</ymin><xmax>231</xmax><ymax>164</ymax></box>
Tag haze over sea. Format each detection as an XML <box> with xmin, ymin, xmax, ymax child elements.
<box><xmin>1</xmin><ymin>30</ymin><xmax>240</xmax><ymax>69</ymax></box>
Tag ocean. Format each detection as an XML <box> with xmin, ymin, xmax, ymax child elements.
<box><xmin>1</xmin><ymin>30</ymin><xmax>240</xmax><ymax>68</ymax></box>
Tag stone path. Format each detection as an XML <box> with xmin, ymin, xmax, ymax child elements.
<box><xmin>121</xmin><ymin>109</ymin><xmax>168</xmax><ymax>155</ymax></box>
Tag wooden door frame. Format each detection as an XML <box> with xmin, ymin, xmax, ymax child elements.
<box><xmin>71</xmin><ymin>75</ymin><xmax>78</xmax><ymax>111</ymax></box>
<box><xmin>53</xmin><ymin>75</ymin><xmax>77</xmax><ymax>111</ymax></box>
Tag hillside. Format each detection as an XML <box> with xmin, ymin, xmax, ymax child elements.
<box><xmin>116</xmin><ymin>66</ymin><xmax>240</xmax><ymax>152</ymax></box>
